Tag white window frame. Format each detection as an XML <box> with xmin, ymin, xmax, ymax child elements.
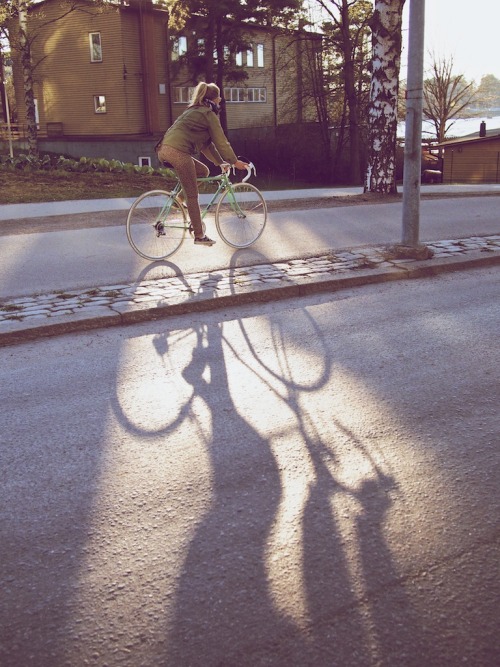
<box><xmin>89</xmin><ymin>32</ymin><xmax>102</xmax><ymax>63</ymax></box>
<box><xmin>257</xmin><ymin>43</ymin><xmax>264</xmax><ymax>67</ymax></box>
<box><xmin>173</xmin><ymin>86</ymin><xmax>195</xmax><ymax>104</ymax></box>
<box><xmin>247</xmin><ymin>87</ymin><xmax>267</xmax><ymax>102</ymax></box>
<box><xmin>93</xmin><ymin>94</ymin><xmax>107</xmax><ymax>113</ymax></box>
<box><xmin>236</xmin><ymin>51</ymin><xmax>243</xmax><ymax>66</ymax></box>
<box><xmin>172</xmin><ymin>35</ymin><xmax>187</xmax><ymax>61</ymax></box>
<box><xmin>246</xmin><ymin>46</ymin><xmax>254</xmax><ymax>67</ymax></box>
<box><xmin>223</xmin><ymin>87</ymin><xmax>266</xmax><ymax>103</ymax></box>
<box><xmin>138</xmin><ymin>156</ymin><xmax>152</xmax><ymax>167</ymax></box>
<box><xmin>224</xmin><ymin>87</ymin><xmax>245</xmax><ymax>103</ymax></box>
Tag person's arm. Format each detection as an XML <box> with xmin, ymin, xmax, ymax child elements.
<box><xmin>201</xmin><ymin>141</ymin><xmax>225</xmax><ymax>166</ymax></box>
<box><xmin>204</xmin><ymin>112</ymin><xmax>239</xmax><ymax>165</ymax></box>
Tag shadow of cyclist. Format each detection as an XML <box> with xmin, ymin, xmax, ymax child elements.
<box><xmin>162</xmin><ymin>274</ymin><xmax>311</xmax><ymax>664</ymax></box>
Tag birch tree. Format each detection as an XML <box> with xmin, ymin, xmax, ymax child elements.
<box><xmin>364</xmin><ymin>0</ymin><xmax>405</xmax><ymax>194</ymax></box>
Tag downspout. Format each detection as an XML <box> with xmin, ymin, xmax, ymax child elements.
<box><xmin>296</xmin><ymin>28</ymin><xmax>303</xmax><ymax>124</ymax></box>
<box><xmin>272</xmin><ymin>33</ymin><xmax>277</xmax><ymax>127</ymax></box>
<box><xmin>165</xmin><ymin>20</ymin><xmax>173</xmax><ymax>127</ymax></box>
<box><xmin>137</xmin><ymin>0</ymin><xmax>159</xmax><ymax>134</ymax></box>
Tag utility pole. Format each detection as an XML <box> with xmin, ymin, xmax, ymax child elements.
<box><xmin>398</xmin><ymin>0</ymin><xmax>432</xmax><ymax>258</ymax></box>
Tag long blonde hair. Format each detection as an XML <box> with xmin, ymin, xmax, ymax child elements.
<box><xmin>188</xmin><ymin>82</ymin><xmax>220</xmax><ymax>107</ymax></box>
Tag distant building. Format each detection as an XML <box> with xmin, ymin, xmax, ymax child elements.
<box><xmin>7</xmin><ymin>0</ymin><xmax>322</xmax><ymax>166</ymax></box>
<box><xmin>438</xmin><ymin>121</ymin><xmax>500</xmax><ymax>184</ymax></box>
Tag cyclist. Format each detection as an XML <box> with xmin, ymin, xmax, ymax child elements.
<box><xmin>156</xmin><ymin>82</ymin><xmax>249</xmax><ymax>246</ymax></box>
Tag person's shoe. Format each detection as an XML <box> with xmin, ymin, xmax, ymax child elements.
<box><xmin>194</xmin><ymin>235</ymin><xmax>216</xmax><ymax>246</ymax></box>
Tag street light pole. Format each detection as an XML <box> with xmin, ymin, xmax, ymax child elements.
<box><xmin>400</xmin><ymin>0</ymin><xmax>429</xmax><ymax>256</ymax></box>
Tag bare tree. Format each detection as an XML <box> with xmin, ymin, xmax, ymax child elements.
<box><xmin>314</xmin><ymin>0</ymin><xmax>371</xmax><ymax>184</ymax></box>
<box><xmin>364</xmin><ymin>0</ymin><xmax>405</xmax><ymax>194</ymax></box>
<box><xmin>423</xmin><ymin>55</ymin><xmax>476</xmax><ymax>145</ymax></box>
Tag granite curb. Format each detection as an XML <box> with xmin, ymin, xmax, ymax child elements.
<box><xmin>1</xmin><ymin>236</ymin><xmax>499</xmax><ymax>347</ymax></box>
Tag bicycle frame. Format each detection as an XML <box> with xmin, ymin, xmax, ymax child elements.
<box><xmin>151</xmin><ymin>176</ymin><xmax>228</xmax><ymax>231</ymax></box>
<box><xmin>166</xmin><ymin>171</ymin><xmax>244</xmax><ymax>223</ymax></box>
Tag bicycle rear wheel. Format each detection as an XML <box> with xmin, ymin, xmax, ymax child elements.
<box><xmin>215</xmin><ymin>183</ymin><xmax>267</xmax><ymax>248</ymax></box>
<box><xmin>126</xmin><ymin>190</ymin><xmax>187</xmax><ymax>261</ymax></box>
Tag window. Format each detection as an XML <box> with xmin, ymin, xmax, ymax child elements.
<box><xmin>172</xmin><ymin>36</ymin><xmax>187</xmax><ymax>61</ymax></box>
<box><xmin>247</xmin><ymin>87</ymin><xmax>266</xmax><ymax>102</ymax></box>
<box><xmin>89</xmin><ymin>32</ymin><xmax>102</xmax><ymax>63</ymax></box>
<box><xmin>197</xmin><ymin>38</ymin><xmax>205</xmax><ymax>55</ymax></box>
<box><xmin>223</xmin><ymin>87</ymin><xmax>266</xmax><ymax>103</ymax></box>
<box><xmin>236</xmin><ymin>51</ymin><xmax>243</xmax><ymax>67</ymax></box>
<box><xmin>94</xmin><ymin>95</ymin><xmax>106</xmax><ymax>113</ymax></box>
<box><xmin>224</xmin><ymin>87</ymin><xmax>245</xmax><ymax>102</ymax></box>
<box><xmin>174</xmin><ymin>86</ymin><xmax>195</xmax><ymax>103</ymax></box>
<box><xmin>257</xmin><ymin>43</ymin><xmax>264</xmax><ymax>67</ymax></box>
<box><xmin>247</xmin><ymin>46</ymin><xmax>253</xmax><ymax>67</ymax></box>
<box><xmin>138</xmin><ymin>156</ymin><xmax>152</xmax><ymax>167</ymax></box>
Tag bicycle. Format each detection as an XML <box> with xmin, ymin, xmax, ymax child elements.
<box><xmin>126</xmin><ymin>163</ymin><xmax>267</xmax><ymax>261</ymax></box>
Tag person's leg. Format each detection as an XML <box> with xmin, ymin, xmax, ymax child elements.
<box><xmin>192</xmin><ymin>156</ymin><xmax>210</xmax><ymax>179</ymax></box>
<box><xmin>156</xmin><ymin>145</ymin><xmax>208</xmax><ymax>239</ymax></box>
<box><xmin>176</xmin><ymin>156</ymin><xmax>209</xmax><ymax>208</ymax></box>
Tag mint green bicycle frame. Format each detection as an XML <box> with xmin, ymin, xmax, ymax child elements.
<box><xmin>158</xmin><ymin>172</ymin><xmax>242</xmax><ymax>228</ymax></box>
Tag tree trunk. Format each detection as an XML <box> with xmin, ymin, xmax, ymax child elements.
<box><xmin>18</xmin><ymin>0</ymin><xmax>38</xmax><ymax>158</ymax></box>
<box><xmin>340</xmin><ymin>1</ymin><xmax>362</xmax><ymax>184</ymax></box>
<box><xmin>215</xmin><ymin>17</ymin><xmax>228</xmax><ymax>134</ymax></box>
<box><xmin>364</xmin><ymin>0</ymin><xmax>405</xmax><ymax>194</ymax></box>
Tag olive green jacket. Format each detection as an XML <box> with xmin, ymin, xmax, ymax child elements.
<box><xmin>161</xmin><ymin>105</ymin><xmax>238</xmax><ymax>166</ymax></box>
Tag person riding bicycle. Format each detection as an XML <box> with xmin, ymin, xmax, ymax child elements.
<box><xmin>156</xmin><ymin>82</ymin><xmax>249</xmax><ymax>246</ymax></box>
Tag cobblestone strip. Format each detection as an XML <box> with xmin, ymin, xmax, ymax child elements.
<box><xmin>1</xmin><ymin>235</ymin><xmax>499</xmax><ymax>326</ymax></box>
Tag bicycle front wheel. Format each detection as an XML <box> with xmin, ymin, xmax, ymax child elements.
<box><xmin>215</xmin><ymin>183</ymin><xmax>267</xmax><ymax>248</ymax></box>
<box><xmin>126</xmin><ymin>190</ymin><xmax>187</xmax><ymax>261</ymax></box>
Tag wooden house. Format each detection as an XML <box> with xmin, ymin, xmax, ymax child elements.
<box><xmin>7</xmin><ymin>0</ymin><xmax>322</xmax><ymax>165</ymax></box>
<box><xmin>438</xmin><ymin>122</ymin><xmax>500</xmax><ymax>184</ymax></box>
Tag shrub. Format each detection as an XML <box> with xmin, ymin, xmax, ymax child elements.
<box><xmin>0</xmin><ymin>153</ymin><xmax>171</xmax><ymax>178</ymax></box>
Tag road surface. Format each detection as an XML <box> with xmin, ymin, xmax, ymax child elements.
<box><xmin>0</xmin><ymin>267</ymin><xmax>499</xmax><ymax>666</ymax></box>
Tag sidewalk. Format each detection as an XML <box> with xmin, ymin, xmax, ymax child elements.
<box><xmin>2</xmin><ymin>183</ymin><xmax>500</xmax><ymax>220</ymax></box>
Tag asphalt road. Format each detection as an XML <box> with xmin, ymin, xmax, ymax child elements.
<box><xmin>1</xmin><ymin>267</ymin><xmax>499</xmax><ymax>666</ymax></box>
<box><xmin>1</xmin><ymin>194</ymin><xmax>499</xmax><ymax>300</ymax></box>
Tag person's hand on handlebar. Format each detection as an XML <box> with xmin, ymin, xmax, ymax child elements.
<box><xmin>233</xmin><ymin>159</ymin><xmax>249</xmax><ymax>171</ymax></box>
<box><xmin>220</xmin><ymin>160</ymin><xmax>249</xmax><ymax>173</ymax></box>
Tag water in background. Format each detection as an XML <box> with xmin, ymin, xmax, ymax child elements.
<box><xmin>398</xmin><ymin>115</ymin><xmax>500</xmax><ymax>140</ymax></box>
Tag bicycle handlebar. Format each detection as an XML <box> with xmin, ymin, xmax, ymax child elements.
<box><xmin>232</xmin><ymin>162</ymin><xmax>256</xmax><ymax>183</ymax></box>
